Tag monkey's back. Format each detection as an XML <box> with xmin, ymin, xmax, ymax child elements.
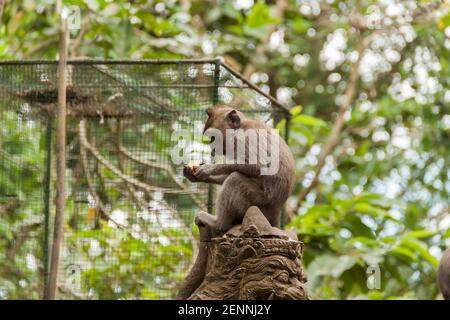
<box><xmin>241</xmin><ymin>120</ymin><xmax>295</xmax><ymax>209</ymax></box>
<box><xmin>261</xmin><ymin>134</ymin><xmax>295</xmax><ymax>206</ymax></box>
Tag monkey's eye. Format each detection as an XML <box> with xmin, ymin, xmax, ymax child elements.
<box><xmin>274</xmin><ymin>271</ymin><xmax>290</xmax><ymax>284</ymax></box>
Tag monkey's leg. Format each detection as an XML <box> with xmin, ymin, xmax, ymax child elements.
<box><xmin>259</xmin><ymin>205</ymin><xmax>281</xmax><ymax>228</ymax></box>
<box><xmin>195</xmin><ymin>211</ymin><xmax>217</xmax><ymax>229</ymax></box>
<box><xmin>194</xmin><ymin>163</ymin><xmax>261</xmax><ymax>179</ymax></box>
<box><xmin>212</xmin><ymin>172</ymin><xmax>265</xmax><ymax>237</ymax></box>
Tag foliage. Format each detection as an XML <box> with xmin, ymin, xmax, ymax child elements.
<box><xmin>288</xmin><ymin>193</ymin><xmax>440</xmax><ymax>299</ymax></box>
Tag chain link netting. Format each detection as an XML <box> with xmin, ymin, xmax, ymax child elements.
<box><xmin>0</xmin><ymin>60</ymin><xmax>288</xmax><ymax>299</ymax></box>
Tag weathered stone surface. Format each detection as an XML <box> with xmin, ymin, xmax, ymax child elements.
<box><xmin>177</xmin><ymin>206</ymin><xmax>308</xmax><ymax>300</ymax></box>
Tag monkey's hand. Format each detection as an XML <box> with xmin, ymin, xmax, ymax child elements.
<box><xmin>183</xmin><ymin>165</ymin><xmax>199</xmax><ymax>182</ymax></box>
<box><xmin>193</xmin><ymin>164</ymin><xmax>215</xmax><ymax>181</ymax></box>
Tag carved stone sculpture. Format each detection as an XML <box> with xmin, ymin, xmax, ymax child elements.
<box><xmin>177</xmin><ymin>206</ymin><xmax>308</xmax><ymax>300</ymax></box>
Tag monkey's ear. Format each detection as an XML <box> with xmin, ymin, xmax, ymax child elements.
<box><xmin>226</xmin><ymin>110</ymin><xmax>241</xmax><ymax>128</ymax></box>
<box><xmin>206</xmin><ymin>106</ymin><xmax>214</xmax><ymax>117</ymax></box>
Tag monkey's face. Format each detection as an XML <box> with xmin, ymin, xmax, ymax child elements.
<box><xmin>203</xmin><ymin>105</ymin><xmax>244</xmax><ymax>152</ymax></box>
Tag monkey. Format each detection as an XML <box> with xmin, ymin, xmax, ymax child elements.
<box><xmin>438</xmin><ymin>247</ymin><xmax>450</xmax><ymax>300</ymax></box>
<box><xmin>183</xmin><ymin>105</ymin><xmax>295</xmax><ymax>237</ymax></box>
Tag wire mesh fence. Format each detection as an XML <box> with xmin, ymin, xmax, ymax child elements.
<box><xmin>0</xmin><ymin>59</ymin><xmax>289</xmax><ymax>299</ymax></box>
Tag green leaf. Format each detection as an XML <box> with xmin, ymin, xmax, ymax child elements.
<box><xmin>222</xmin><ymin>3</ymin><xmax>243</xmax><ymax>22</ymax></box>
<box><xmin>290</xmin><ymin>125</ymin><xmax>314</xmax><ymax>145</ymax></box>
<box><xmin>400</xmin><ymin>237</ymin><xmax>439</xmax><ymax>267</ymax></box>
<box><xmin>342</xmin><ymin>216</ymin><xmax>375</xmax><ymax>239</ymax></box>
<box><xmin>443</xmin><ymin>229</ymin><xmax>450</xmax><ymax>239</ymax></box>
<box><xmin>404</xmin><ymin>230</ymin><xmax>436</xmax><ymax>239</ymax></box>
<box><xmin>292</xmin><ymin>114</ymin><xmax>327</xmax><ymax>127</ymax></box>
<box><xmin>353</xmin><ymin>202</ymin><xmax>397</xmax><ymax>221</ymax></box>
<box><xmin>308</xmin><ymin>254</ymin><xmax>358</xmax><ymax>279</ymax></box>
<box><xmin>246</xmin><ymin>1</ymin><xmax>280</xmax><ymax>28</ymax></box>
<box><xmin>291</xmin><ymin>18</ymin><xmax>312</xmax><ymax>33</ymax></box>
<box><xmin>439</xmin><ymin>13</ymin><xmax>450</xmax><ymax>29</ymax></box>
<box><xmin>388</xmin><ymin>247</ymin><xmax>418</xmax><ymax>263</ymax></box>
<box><xmin>290</xmin><ymin>105</ymin><xmax>302</xmax><ymax>116</ymax></box>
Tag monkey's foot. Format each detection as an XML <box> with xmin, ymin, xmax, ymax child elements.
<box><xmin>195</xmin><ymin>212</ymin><xmax>228</xmax><ymax>238</ymax></box>
<box><xmin>195</xmin><ymin>211</ymin><xmax>216</xmax><ymax>229</ymax></box>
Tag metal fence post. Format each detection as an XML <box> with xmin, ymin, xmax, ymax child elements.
<box><xmin>42</xmin><ymin>115</ymin><xmax>53</xmax><ymax>298</ymax></box>
<box><xmin>207</xmin><ymin>59</ymin><xmax>221</xmax><ymax>214</ymax></box>
<box><xmin>280</xmin><ymin>116</ymin><xmax>291</xmax><ymax>229</ymax></box>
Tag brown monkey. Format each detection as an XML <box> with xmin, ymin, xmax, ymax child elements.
<box><xmin>183</xmin><ymin>105</ymin><xmax>295</xmax><ymax>236</ymax></box>
<box><xmin>438</xmin><ymin>247</ymin><xmax>450</xmax><ymax>300</ymax></box>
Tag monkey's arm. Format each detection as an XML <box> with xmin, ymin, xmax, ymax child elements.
<box><xmin>195</xmin><ymin>174</ymin><xmax>229</xmax><ymax>185</ymax></box>
<box><xmin>183</xmin><ymin>166</ymin><xmax>229</xmax><ymax>185</ymax></box>
<box><xmin>194</xmin><ymin>164</ymin><xmax>260</xmax><ymax>179</ymax></box>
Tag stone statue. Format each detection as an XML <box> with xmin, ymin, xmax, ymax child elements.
<box><xmin>177</xmin><ymin>206</ymin><xmax>308</xmax><ymax>300</ymax></box>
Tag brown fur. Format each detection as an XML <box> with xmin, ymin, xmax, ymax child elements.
<box><xmin>183</xmin><ymin>105</ymin><xmax>295</xmax><ymax>236</ymax></box>
<box><xmin>438</xmin><ymin>248</ymin><xmax>450</xmax><ymax>300</ymax></box>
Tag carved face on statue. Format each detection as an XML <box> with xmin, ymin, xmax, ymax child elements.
<box><xmin>239</xmin><ymin>256</ymin><xmax>307</xmax><ymax>300</ymax></box>
<box><xmin>187</xmin><ymin>207</ymin><xmax>308</xmax><ymax>300</ymax></box>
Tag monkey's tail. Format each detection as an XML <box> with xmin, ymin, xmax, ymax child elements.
<box><xmin>176</xmin><ymin>223</ymin><xmax>212</xmax><ymax>300</ymax></box>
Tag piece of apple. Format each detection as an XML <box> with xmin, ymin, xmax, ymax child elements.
<box><xmin>187</xmin><ymin>161</ymin><xmax>200</xmax><ymax>173</ymax></box>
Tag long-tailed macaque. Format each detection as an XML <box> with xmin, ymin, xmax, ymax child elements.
<box><xmin>183</xmin><ymin>105</ymin><xmax>295</xmax><ymax>236</ymax></box>
<box><xmin>438</xmin><ymin>248</ymin><xmax>450</xmax><ymax>300</ymax></box>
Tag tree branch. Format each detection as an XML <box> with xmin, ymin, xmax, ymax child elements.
<box><xmin>22</xmin><ymin>38</ymin><xmax>59</xmax><ymax>59</ymax></box>
<box><xmin>79</xmin><ymin>119</ymin><xmax>191</xmax><ymax>194</ymax></box>
<box><xmin>290</xmin><ymin>1</ymin><xmax>445</xmax><ymax>215</ymax></box>
<box><xmin>242</xmin><ymin>0</ymin><xmax>288</xmax><ymax>78</ymax></box>
<box><xmin>69</xmin><ymin>12</ymin><xmax>89</xmax><ymax>58</ymax></box>
<box><xmin>0</xmin><ymin>201</ymin><xmax>19</xmax><ymax>216</ymax></box>
<box><xmin>112</xmin><ymin>120</ymin><xmax>206</xmax><ymax>210</ymax></box>
<box><xmin>79</xmin><ymin>137</ymin><xmax>127</xmax><ymax>229</ymax></box>
<box><xmin>293</xmin><ymin>32</ymin><xmax>366</xmax><ymax>213</ymax></box>
<box><xmin>89</xmin><ymin>65</ymin><xmax>179</xmax><ymax>115</ymax></box>
<box><xmin>79</xmin><ymin>119</ymin><xmax>197</xmax><ymax>249</ymax></box>
<box><xmin>114</xmin><ymin>120</ymin><xmax>150</xmax><ymax>212</ymax></box>
<box><xmin>0</xmin><ymin>0</ymin><xmax>5</xmax><ymax>24</ymax></box>
<box><xmin>6</xmin><ymin>222</ymin><xmax>41</xmax><ymax>261</ymax></box>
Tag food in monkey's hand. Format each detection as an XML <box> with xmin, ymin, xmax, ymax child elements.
<box><xmin>186</xmin><ymin>161</ymin><xmax>201</xmax><ymax>173</ymax></box>
<box><xmin>183</xmin><ymin>161</ymin><xmax>203</xmax><ymax>183</ymax></box>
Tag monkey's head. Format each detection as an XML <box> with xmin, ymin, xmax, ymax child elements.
<box><xmin>203</xmin><ymin>105</ymin><xmax>246</xmax><ymax>151</ymax></box>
